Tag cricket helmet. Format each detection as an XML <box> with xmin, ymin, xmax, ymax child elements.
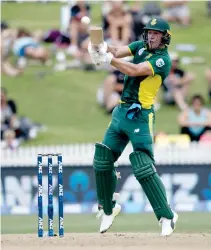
<box><xmin>143</xmin><ymin>17</ymin><xmax>172</xmax><ymax>46</ymax></box>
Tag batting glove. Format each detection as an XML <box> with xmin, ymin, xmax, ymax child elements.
<box><xmin>98</xmin><ymin>42</ymin><xmax>108</xmax><ymax>54</ymax></box>
<box><xmin>88</xmin><ymin>42</ymin><xmax>112</xmax><ymax>66</ymax></box>
<box><xmin>101</xmin><ymin>52</ymin><xmax>114</xmax><ymax>65</ymax></box>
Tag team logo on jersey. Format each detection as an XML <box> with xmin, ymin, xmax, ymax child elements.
<box><xmin>156</xmin><ymin>58</ymin><xmax>165</xmax><ymax>67</ymax></box>
<box><xmin>151</xmin><ymin>19</ymin><xmax>157</xmax><ymax>25</ymax></box>
<box><xmin>138</xmin><ymin>48</ymin><xmax>145</xmax><ymax>56</ymax></box>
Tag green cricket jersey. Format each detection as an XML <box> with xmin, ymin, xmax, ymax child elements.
<box><xmin>121</xmin><ymin>41</ymin><xmax>171</xmax><ymax>109</ymax></box>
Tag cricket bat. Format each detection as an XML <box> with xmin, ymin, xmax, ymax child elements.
<box><xmin>89</xmin><ymin>26</ymin><xmax>104</xmax><ymax>52</ymax></box>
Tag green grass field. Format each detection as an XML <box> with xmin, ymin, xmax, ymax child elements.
<box><xmin>2</xmin><ymin>213</ymin><xmax>211</xmax><ymax>234</ymax></box>
<box><xmin>2</xmin><ymin>2</ymin><xmax>211</xmax><ymax>145</ymax></box>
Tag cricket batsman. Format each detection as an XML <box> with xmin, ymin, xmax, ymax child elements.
<box><xmin>88</xmin><ymin>17</ymin><xmax>178</xmax><ymax>236</ymax></box>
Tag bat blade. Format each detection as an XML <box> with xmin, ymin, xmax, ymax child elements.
<box><xmin>90</xmin><ymin>26</ymin><xmax>104</xmax><ymax>46</ymax></box>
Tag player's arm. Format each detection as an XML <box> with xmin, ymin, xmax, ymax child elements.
<box><xmin>107</xmin><ymin>45</ymin><xmax>132</xmax><ymax>58</ymax></box>
<box><xmin>110</xmin><ymin>58</ymin><xmax>153</xmax><ymax>76</ymax></box>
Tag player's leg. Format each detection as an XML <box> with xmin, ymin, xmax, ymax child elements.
<box><xmin>93</xmin><ymin>117</ymin><xmax>129</xmax><ymax>233</ymax></box>
<box><xmin>94</xmin><ymin>124</ymin><xmax>128</xmax><ymax>214</ymax></box>
<box><xmin>25</xmin><ymin>46</ymin><xmax>49</xmax><ymax>63</ymax></box>
<box><xmin>125</xmin><ymin>109</ymin><xmax>177</xmax><ymax>236</ymax></box>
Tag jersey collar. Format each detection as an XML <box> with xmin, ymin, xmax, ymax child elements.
<box><xmin>145</xmin><ymin>45</ymin><xmax>167</xmax><ymax>54</ymax></box>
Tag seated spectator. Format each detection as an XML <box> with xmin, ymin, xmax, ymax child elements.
<box><xmin>162</xmin><ymin>0</ymin><xmax>191</xmax><ymax>26</ymax></box>
<box><xmin>142</xmin><ymin>1</ymin><xmax>162</xmax><ymax>17</ymax></box>
<box><xmin>67</xmin><ymin>0</ymin><xmax>90</xmax><ymax>56</ymax></box>
<box><xmin>1</xmin><ymin>27</ymin><xmax>22</xmax><ymax>77</ymax></box>
<box><xmin>205</xmin><ymin>67</ymin><xmax>211</xmax><ymax>101</ymax></box>
<box><xmin>13</xmin><ymin>28</ymin><xmax>49</xmax><ymax>68</ymax></box>
<box><xmin>1</xmin><ymin>129</ymin><xmax>19</xmax><ymax>150</ymax></box>
<box><xmin>1</xmin><ymin>87</ymin><xmax>19</xmax><ymax>139</ymax></box>
<box><xmin>97</xmin><ymin>69</ymin><xmax>124</xmax><ymax>113</ymax></box>
<box><xmin>1</xmin><ymin>20</ymin><xmax>9</xmax><ymax>31</ymax></box>
<box><xmin>178</xmin><ymin>95</ymin><xmax>211</xmax><ymax>141</ymax></box>
<box><xmin>104</xmin><ymin>1</ymin><xmax>133</xmax><ymax>45</ymax></box>
<box><xmin>1</xmin><ymin>87</ymin><xmax>37</xmax><ymax>142</ymax></box>
<box><xmin>131</xmin><ymin>1</ymin><xmax>162</xmax><ymax>40</ymax></box>
<box><xmin>162</xmin><ymin>52</ymin><xmax>195</xmax><ymax>110</ymax></box>
<box><xmin>65</xmin><ymin>1</ymin><xmax>95</xmax><ymax>70</ymax></box>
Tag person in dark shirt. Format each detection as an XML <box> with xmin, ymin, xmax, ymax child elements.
<box><xmin>97</xmin><ymin>69</ymin><xmax>124</xmax><ymax>113</ymax></box>
<box><xmin>1</xmin><ymin>87</ymin><xmax>18</xmax><ymax>139</ymax></box>
<box><xmin>162</xmin><ymin>52</ymin><xmax>195</xmax><ymax>110</ymax></box>
<box><xmin>205</xmin><ymin>67</ymin><xmax>211</xmax><ymax>101</ymax></box>
<box><xmin>1</xmin><ymin>87</ymin><xmax>33</xmax><ymax>141</ymax></box>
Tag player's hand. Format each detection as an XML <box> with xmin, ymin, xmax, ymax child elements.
<box><xmin>98</xmin><ymin>42</ymin><xmax>108</xmax><ymax>54</ymax></box>
<box><xmin>88</xmin><ymin>42</ymin><xmax>101</xmax><ymax>65</ymax></box>
<box><xmin>88</xmin><ymin>41</ymin><xmax>107</xmax><ymax>55</ymax></box>
<box><xmin>90</xmin><ymin>52</ymin><xmax>102</xmax><ymax>66</ymax></box>
<box><xmin>88</xmin><ymin>42</ymin><xmax>112</xmax><ymax>66</ymax></box>
<box><xmin>100</xmin><ymin>52</ymin><xmax>114</xmax><ymax>64</ymax></box>
<box><xmin>91</xmin><ymin>52</ymin><xmax>113</xmax><ymax>66</ymax></box>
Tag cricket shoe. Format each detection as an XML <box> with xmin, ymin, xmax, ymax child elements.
<box><xmin>96</xmin><ymin>193</ymin><xmax>120</xmax><ymax>220</ymax></box>
<box><xmin>99</xmin><ymin>203</ymin><xmax>121</xmax><ymax>233</ymax></box>
<box><xmin>159</xmin><ymin>211</ymin><xmax>178</xmax><ymax>236</ymax></box>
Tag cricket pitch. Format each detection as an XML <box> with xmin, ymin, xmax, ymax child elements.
<box><xmin>2</xmin><ymin>233</ymin><xmax>211</xmax><ymax>250</ymax></box>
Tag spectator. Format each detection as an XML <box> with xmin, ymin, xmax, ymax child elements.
<box><xmin>1</xmin><ymin>21</ymin><xmax>9</xmax><ymax>31</ymax></box>
<box><xmin>65</xmin><ymin>1</ymin><xmax>95</xmax><ymax>70</ymax></box>
<box><xmin>1</xmin><ymin>87</ymin><xmax>19</xmax><ymax>140</ymax></box>
<box><xmin>1</xmin><ymin>28</ymin><xmax>22</xmax><ymax>77</ymax></box>
<box><xmin>67</xmin><ymin>0</ymin><xmax>90</xmax><ymax>56</ymax></box>
<box><xmin>1</xmin><ymin>87</ymin><xmax>36</xmax><ymax>142</ymax></box>
<box><xmin>205</xmin><ymin>67</ymin><xmax>211</xmax><ymax>101</ymax></box>
<box><xmin>142</xmin><ymin>1</ymin><xmax>162</xmax><ymax>17</ymax></box>
<box><xmin>97</xmin><ymin>69</ymin><xmax>124</xmax><ymax>113</ymax></box>
<box><xmin>162</xmin><ymin>52</ymin><xmax>195</xmax><ymax>110</ymax></box>
<box><xmin>162</xmin><ymin>0</ymin><xmax>191</xmax><ymax>26</ymax></box>
<box><xmin>13</xmin><ymin>28</ymin><xmax>49</xmax><ymax>68</ymax></box>
<box><xmin>207</xmin><ymin>0</ymin><xmax>211</xmax><ymax>17</ymax></box>
<box><xmin>104</xmin><ymin>1</ymin><xmax>133</xmax><ymax>45</ymax></box>
<box><xmin>1</xmin><ymin>129</ymin><xmax>19</xmax><ymax>150</ymax></box>
<box><xmin>131</xmin><ymin>1</ymin><xmax>162</xmax><ymax>40</ymax></box>
<box><xmin>178</xmin><ymin>95</ymin><xmax>211</xmax><ymax>141</ymax></box>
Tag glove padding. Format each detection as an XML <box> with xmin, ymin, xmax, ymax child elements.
<box><xmin>100</xmin><ymin>52</ymin><xmax>113</xmax><ymax>64</ymax></box>
<box><xmin>88</xmin><ymin>41</ymin><xmax>107</xmax><ymax>55</ymax></box>
<box><xmin>88</xmin><ymin>42</ymin><xmax>113</xmax><ymax>66</ymax></box>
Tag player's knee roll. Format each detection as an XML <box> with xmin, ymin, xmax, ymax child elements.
<box><xmin>129</xmin><ymin>151</ymin><xmax>156</xmax><ymax>181</ymax></box>
<box><xmin>93</xmin><ymin>143</ymin><xmax>114</xmax><ymax>171</ymax></box>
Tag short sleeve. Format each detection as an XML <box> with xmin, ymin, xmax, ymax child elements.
<box><xmin>147</xmin><ymin>56</ymin><xmax>171</xmax><ymax>77</ymax></box>
<box><xmin>128</xmin><ymin>41</ymin><xmax>143</xmax><ymax>56</ymax></box>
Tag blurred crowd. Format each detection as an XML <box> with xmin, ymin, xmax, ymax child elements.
<box><xmin>1</xmin><ymin>0</ymin><xmax>211</xmax><ymax>149</ymax></box>
<box><xmin>1</xmin><ymin>87</ymin><xmax>44</xmax><ymax>150</ymax></box>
